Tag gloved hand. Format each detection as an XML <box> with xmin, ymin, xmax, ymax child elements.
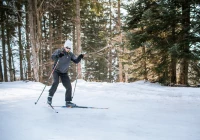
<box><xmin>80</xmin><ymin>54</ymin><xmax>84</xmax><ymax>58</ymax></box>
<box><xmin>59</xmin><ymin>52</ymin><xmax>64</xmax><ymax>58</ymax></box>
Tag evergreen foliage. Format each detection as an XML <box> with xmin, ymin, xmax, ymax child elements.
<box><xmin>1</xmin><ymin>0</ymin><xmax>199</xmax><ymax>85</ymax></box>
<box><xmin>124</xmin><ymin>0</ymin><xmax>200</xmax><ymax>85</ymax></box>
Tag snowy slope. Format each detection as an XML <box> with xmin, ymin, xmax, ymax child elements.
<box><xmin>0</xmin><ymin>80</ymin><xmax>200</xmax><ymax>140</ymax></box>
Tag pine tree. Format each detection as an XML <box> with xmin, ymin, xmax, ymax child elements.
<box><xmin>80</xmin><ymin>0</ymin><xmax>108</xmax><ymax>81</ymax></box>
<box><xmin>124</xmin><ymin>0</ymin><xmax>200</xmax><ymax>85</ymax></box>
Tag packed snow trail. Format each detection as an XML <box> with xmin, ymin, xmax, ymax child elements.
<box><xmin>0</xmin><ymin>80</ymin><xmax>200</xmax><ymax>140</ymax></box>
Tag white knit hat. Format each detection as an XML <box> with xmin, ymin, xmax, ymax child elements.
<box><xmin>64</xmin><ymin>40</ymin><xmax>72</xmax><ymax>49</ymax></box>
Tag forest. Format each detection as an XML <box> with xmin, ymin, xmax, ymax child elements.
<box><xmin>0</xmin><ymin>0</ymin><xmax>200</xmax><ymax>86</ymax></box>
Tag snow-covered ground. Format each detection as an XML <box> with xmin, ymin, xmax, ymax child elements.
<box><xmin>0</xmin><ymin>80</ymin><xmax>200</xmax><ymax>140</ymax></box>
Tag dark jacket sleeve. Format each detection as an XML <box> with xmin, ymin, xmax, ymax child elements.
<box><xmin>51</xmin><ymin>49</ymin><xmax>61</xmax><ymax>61</ymax></box>
<box><xmin>70</xmin><ymin>52</ymin><xmax>82</xmax><ymax>64</ymax></box>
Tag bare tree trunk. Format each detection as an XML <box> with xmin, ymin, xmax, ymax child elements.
<box><xmin>48</xmin><ymin>11</ymin><xmax>53</xmax><ymax>84</ymax></box>
<box><xmin>25</xmin><ymin>2</ymin><xmax>31</xmax><ymax>80</ymax></box>
<box><xmin>108</xmin><ymin>49</ymin><xmax>112</xmax><ymax>82</ymax></box>
<box><xmin>59</xmin><ymin>10</ymin><xmax>63</xmax><ymax>46</ymax></box>
<box><xmin>16</xmin><ymin>2</ymin><xmax>24</xmax><ymax>80</ymax></box>
<box><xmin>0</xmin><ymin>56</ymin><xmax>3</xmax><ymax>82</ymax></box>
<box><xmin>37</xmin><ymin>4</ymin><xmax>43</xmax><ymax>82</ymax></box>
<box><xmin>1</xmin><ymin>3</ymin><xmax>8</xmax><ymax>82</ymax></box>
<box><xmin>170</xmin><ymin>19</ymin><xmax>177</xmax><ymax>84</ymax></box>
<box><xmin>6</xmin><ymin>20</ymin><xmax>14</xmax><ymax>81</ymax></box>
<box><xmin>39</xmin><ymin>42</ymin><xmax>43</xmax><ymax>82</ymax></box>
<box><xmin>170</xmin><ymin>0</ymin><xmax>177</xmax><ymax>84</ymax></box>
<box><xmin>0</xmin><ymin>0</ymin><xmax>3</xmax><ymax>82</ymax></box>
<box><xmin>179</xmin><ymin>0</ymin><xmax>190</xmax><ymax>85</ymax></box>
<box><xmin>117</xmin><ymin>0</ymin><xmax>123</xmax><ymax>82</ymax></box>
<box><xmin>76</xmin><ymin>0</ymin><xmax>82</xmax><ymax>78</ymax></box>
<box><xmin>170</xmin><ymin>55</ymin><xmax>176</xmax><ymax>84</ymax></box>
<box><xmin>139</xmin><ymin>27</ymin><xmax>147</xmax><ymax>81</ymax></box>
<box><xmin>11</xmin><ymin>53</ymin><xmax>16</xmax><ymax>81</ymax></box>
<box><xmin>179</xmin><ymin>59</ymin><xmax>189</xmax><ymax>84</ymax></box>
<box><xmin>108</xmin><ymin>0</ymin><xmax>112</xmax><ymax>82</ymax></box>
<box><xmin>142</xmin><ymin>46</ymin><xmax>147</xmax><ymax>80</ymax></box>
<box><xmin>72</xmin><ymin>24</ymin><xmax>77</xmax><ymax>81</ymax></box>
<box><xmin>0</xmin><ymin>1</ymin><xmax>3</xmax><ymax>82</ymax></box>
<box><xmin>2</xmin><ymin>33</ymin><xmax>7</xmax><ymax>82</ymax></box>
<box><xmin>28</xmin><ymin>0</ymin><xmax>39</xmax><ymax>81</ymax></box>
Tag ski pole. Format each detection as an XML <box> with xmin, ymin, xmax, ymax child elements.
<box><xmin>35</xmin><ymin>59</ymin><xmax>60</xmax><ymax>105</ymax></box>
<box><xmin>72</xmin><ymin>73</ymin><xmax>79</xmax><ymax>99</ymax></box>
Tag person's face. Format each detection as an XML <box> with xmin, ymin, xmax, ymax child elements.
<box><xmin>64</xmin><ymin>47</ymin><xmax>71</xmax><ymax>52</ymax></box>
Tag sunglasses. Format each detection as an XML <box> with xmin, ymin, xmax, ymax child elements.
<box><xmin>65</xmin><ymin>47</ymin><xmax>71</xmax><ymax>49</ymax></box>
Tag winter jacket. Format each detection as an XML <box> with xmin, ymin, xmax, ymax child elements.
<box><xmin>52</xmin><ymin>49</ymin><xmax>82</xmax><ymax>73</ymax></box>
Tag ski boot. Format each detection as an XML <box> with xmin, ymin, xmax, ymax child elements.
<box><xmin>47</xmin><ymin>96</ymin><xmax>53</xmax><ymax>105</ymax></box>
<box><xmin>66</xmin><ymin>101</ymin><xmax>76</xmax><ymax>107</ymax></box>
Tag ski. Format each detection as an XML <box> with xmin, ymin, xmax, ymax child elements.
<box><xmin>53</xmin><ymin>105</ymin><xmax>108</xmax><ymax>109</ymax></box>
<box><xmin>48</xmin><ymin>104</ymin><xmax>58</xmax><ymax>113</ymax></box>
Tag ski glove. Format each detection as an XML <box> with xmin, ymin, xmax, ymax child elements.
<box><xmin>59</xmin><ymin>52</ymin><xmax>64</xmax><ymax>58</ymax></box>
<box><xmin>80</xmin><ymin>54</ymin><xmax>84</xmax><ymax>58</ymax></box>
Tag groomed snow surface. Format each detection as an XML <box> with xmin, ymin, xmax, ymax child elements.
<box><xmin>0</xmin><ymin>80</ymin><xmax>200</xmax><ymax>140</ymax></box>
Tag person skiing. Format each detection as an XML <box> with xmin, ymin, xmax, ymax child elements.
<box><xmin>47</xmin><ymin>40</ymin><xmax>84</xmax><ymax>107</ymax></box>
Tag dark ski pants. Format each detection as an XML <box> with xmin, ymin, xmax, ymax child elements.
<box><xmin>49</xmin><ymin>71</ymin><xmax>72</xmax><ymax>101</ymax></box>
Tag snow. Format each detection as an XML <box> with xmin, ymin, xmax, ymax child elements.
<box><xmin>0</xmin><ymin>80</ymin><xmax>200</xmax><ymax>140</ymax></box>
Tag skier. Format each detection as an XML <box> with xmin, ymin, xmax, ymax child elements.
<box><xmin>47</xmin><ymin>40</ymin><xmax>84</xmax><ymax>107</ymax></box>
